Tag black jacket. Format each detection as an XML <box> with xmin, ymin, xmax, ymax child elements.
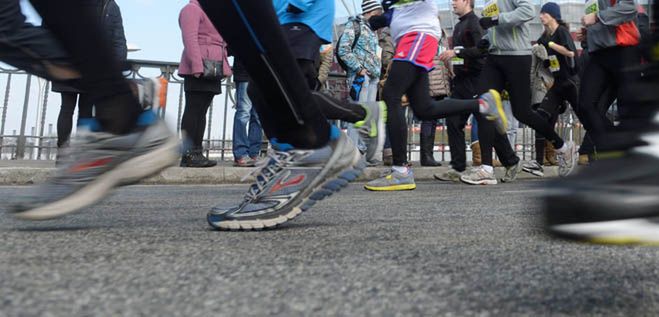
<box><xmin>101</xmin><ymin>0</ymin><xmax>127</xmax><ymax>62</ymax></box>
<box><xmin>451</xmin><ymin>11</ymin><xmax>484</xmax><ymax>78</ymax></box>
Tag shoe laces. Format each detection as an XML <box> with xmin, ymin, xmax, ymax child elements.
<box><xmin>240</xmin><ymin>150</ymin><xmax>301</xmax><ymax>201</ymax></box>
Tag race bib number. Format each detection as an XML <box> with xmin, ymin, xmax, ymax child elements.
<box><xmin>585</xmin><ymin>0</ymin><xmax>599</xmax><ymax>14</ymax></box>
<box><xmin>451</xmin><ymin>57</ymin><xmax>464</xmax><ymax>66</ymax></box>
<box><xmin>482</xmin><ymin>0</ymin><xmax>500</xmax><ymax>17</ymax></box>
<box><xmin>549</xmin><ymin>55</ymin><xmax>560</xmax><ymax>72</ymax></box>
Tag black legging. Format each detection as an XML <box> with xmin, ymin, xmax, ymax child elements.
<box><xmin>199</xmin><ymin>0</ymin><xmax>333</xmax><ymax>149</ymax></box>
<box><xmin>578</xmin><ymin>46</ymin><xmax>641</xmax><ymax>150</ymax></box>
<box><xmin>56</xmin><ymin>92</ymin><xmax>93</xmax><ymax>147</ymax></box>
<box><xmin>382</xmin><ymin>61</ymin><xmax>481</xmax><ymax>166</ymax></box>
<box><xmin>533</xmin><ymin>77</ymin><xmax>579</xmax><ymax>163</ymax></box>
<box><xmin>181</xmin><ymin>91</ymin><xmax>214</xmax><ymax>149</ymax></box>
<box><xmin>0</xmin><ymin>0</ymin><xmax>141</xmax><ymax>135</ymax></box>
<box><xmin>478</xmin><ymin>55</ymin><xmax>565</xmax><ymax>166</ymax></box>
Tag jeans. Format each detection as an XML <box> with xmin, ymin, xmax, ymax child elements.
<box><xmin>346</xmin><ymin>74</ymin><xmax>378</xmax><ymax>153</ymax></box>
<box><xmin>232</xmin><ymin>82</ymin><xmax>263</xmax><ymax>159</ymax></box>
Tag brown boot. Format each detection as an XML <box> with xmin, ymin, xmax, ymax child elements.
<box><xmin>471</xmin><ymin>141</ymin><xmax>482</xmax><ymax>166</ymax></box>
<box><xmin>544</xmin><ymin>141</ymin><xmax>558</xmax><ymax>166</ymax></box>
<box><xmin>383</xmin><ymin>148</ymin><xmax>393</xmax><ymax>166</ymax></box>
<box><xmin>578</xmin><ymin>154</ymin><xmax>590</xmax><ymax>165</ymax></box>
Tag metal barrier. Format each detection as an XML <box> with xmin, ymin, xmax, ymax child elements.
<box><xmin>0</xmin><ymin>59</ymin><xmax>584</xmax><ymax>162</ymax></box>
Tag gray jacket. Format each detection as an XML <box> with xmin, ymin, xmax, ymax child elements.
<box><xmin>585</xmin><ymin>0</ymin><xmax>638</xmax><ymax>53</ymax></box>
<box><xmin>482</xmin><ymin>0</ymin><xmax>535</xmax><ymax>55</ymax></box>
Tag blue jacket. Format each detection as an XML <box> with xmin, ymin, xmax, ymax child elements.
<box><xmin>273</xmin><ymin>0</ymin><xmax>334</xmax><ymax>43</ymax></box>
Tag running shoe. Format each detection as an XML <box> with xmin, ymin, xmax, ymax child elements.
<box><xmin>557</xmin><ymin>141</ymin><xmax>577</xmax><ymax>177</ymax></box>
<box><xmin>522</xmin><ymin>160</ymin><xmax>544</xmax><ymax>177</ymax></box>
<box><xmin>10</xmin><ymin>112</ymin><xmax>179</xmax><ymax>220</ymax></box>
<box><xmin>207</xmin><ymin>127</ymin><xmax>363</xmax><ymax>230</ymax></box>
<box><xmin>478</xmin><ymin>89</ymin><xmax>508</xmax><ymax>134</ymax></box>
<box><xmin>501</xmin><ymin>159</ymin><xmax>522</xmax><ymax>183</ymax></box>
<box><xmin>434</xmin><ymin>168</ymin><xmax>463</xmax><ymax>182</ymax></box>
<box><xmin>460</xmin><ymin>166</ymin><xmax>497</xmax><ymax>185</ymax></box>
<box><xmin>354</xmin><ymin>101</ymin><xmax>387</xmax><ymax>163</ymax></box>
<box><xmin>364</xmin><ymin>168</ymin><xmax>416</xmax><ymax>191</ymax></box>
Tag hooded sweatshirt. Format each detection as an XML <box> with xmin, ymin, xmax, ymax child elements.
<box><xmin>481</xmin><ymin>0</ymin><xmax>535</xmax><ymax>55</ymax></box>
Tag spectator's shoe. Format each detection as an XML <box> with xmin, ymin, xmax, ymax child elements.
<box><xmin>434</xmin><ymin>168</ymin><xmax>463</xmax><ymax>182</ymax></box>
<box><xmin>355</xmin><ymin>101</ymin><xmax>387</xmax><ymax>163</ymax></box>
<box><xmin>233</xmin><ymin>156</ymin><xmax>256</xmax><ymax>167</ymax></box>
<box><xmin>557</xmin><ymin>141</ymin><xmax>578</xmax><ymax>177</ymax></box>
<box><xmin>478</xmin><ymin>90</ymin><xmax>508</xmax><ymax>134</ymax></box>
<box><xmin>460</xmin><ymin>166</ymin><xmax>497</xmax><ymax>185</ymax></box>
<box><xmin>207</xmin><ymin>128</ymin><xmax>363</xmax><ymax>230</ymax></box>
<box><xmin>382</xmin><ymin>148</ymin><xmax>393</xmax><ymax>166</ymax></box>
<box><xmin>364</xmin><ymin>168</ymin><xmax>416</xmax><ymax>191</ymax></box>
<box><xmin>10</xmin><ymin>112</ymin><xmax>179</xmax><ymax>220</ymax></box>
<box><xmin>181</xmin><ymin>149</ymin><xmax>217</xmax><ymax>168</ymax></box>
<box><xmin>578</xmin><ymin>154</ymin><xmax>590</xmax><ymax>165</ymax></box>
<box><xmin>501</xmin><ymin>159</ymin><xmax>522</xmax><ymax>183</ymax></box>
<box><xmin>544</xmin><ymin>150</ymin><xmax>659</xmax><ymax>245</ymax></box>
<box><xmin>522</xmin><ymin>160</ymin><xmax>544</xmax><ymax>177</ymax></box>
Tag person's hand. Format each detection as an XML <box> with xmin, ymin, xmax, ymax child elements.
<box><xmin>439</xmin><ymin>50</ymin><xmax>456</xmax><ymax>62</ymax></box>
<box><xmin>581</xmin><ymin>13</ymin><xmax>598</xmax><ymax>26</ymax></box>
<box><xmin>575</xmin><ymin>28</ymin><xmax>587</xmax><ymax>41</ymax></box>
<box><xmin>194</xmin><ymin>73</ymin><xmax>202</xmax><ymax>78</ymax></box>
<box><xmin>359</xmin><ymin>69</ymin><xmax>368</xmax><ymax>76</ymax></box>
<box><xmin>479</xmin><ymin>16</ymin><xmax>498</xmax><ymax>30</ymax></box>
<box><xmin>477</xmin><ymin>39</ymin><xmax>491</xmax><ymax>52</ymax></box>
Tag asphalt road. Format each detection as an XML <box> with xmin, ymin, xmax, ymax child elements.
<box><xmin>1</xmin><ymin>181</ymin><xmax>658</xmax><ymax>316</ymax></box>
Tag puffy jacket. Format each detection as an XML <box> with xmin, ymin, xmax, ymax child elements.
<box><xmin>337</xmin><ymin>18</ymin><xmax>381</xmax><ymax>79</ymax></box>
<box><xmin>274</xmin><ymin>0</ymin><xmax>334</xmax><ymax>43</ymax></box>
<box><xmin>101</xmin><ymin>0</ymin><xmax>127</xmax><ymax>61</ymax></box>
<box><xmin>428</xmin><ymin>41</ymin><xmax>451</xmax><ymax>97</ymax></box>
<box><xmin>530</xmin><ymin>44</ymin><xmax>551</xmax><ymax>105</ymax></box>
<box><xmin>482</xmin><ymin>0</ymin><xmax>535</xmax><ymax>55</ymax></box>
<box><xmin>584</xmin><ymin>0</ymin><xmax>639</xmax><ymax>53</ymax></box>
<box><xmin>178</xmin><ymin>0</ymin><xmax>232</xmax><ymax>77</ymax></box>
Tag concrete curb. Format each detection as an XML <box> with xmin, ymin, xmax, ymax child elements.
<box><xmin>0</xmin><ymin>163</ymin><xmax>557</xmax><ymax>185</ymax></box>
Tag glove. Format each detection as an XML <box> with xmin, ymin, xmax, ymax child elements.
<box><xmin>479</xmin><ymin>16</ymin><xmax>499</xmax><ymax>30</ymax></box>
<box><xmin>368</xmin><ymin>15</ymin><xmax>388</xmax><ymax>31</ymax></box>
<box><xmin>543</xmin><ymin>59</ymin><xmax>551</xmax><ymax>68</ymax></box>
<box><xmin>286</xmin><ymin>4</ymin><xmax>303</xmax><ymax>13</ymax></box>
<box><xmin>477</xmin><ymin>39</ymin><xmax>491</xmax><ymax>54</ymax></box>
<box><xmin>349</xmin><ymin>75</ymin><xmax>366</xmax><ymax>101</ymax></box>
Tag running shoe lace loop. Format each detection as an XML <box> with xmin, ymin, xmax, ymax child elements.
<box><xmin>242</xmin><ymin>151</ymin><xmax>296</xmax><ymax>201</ymax></box>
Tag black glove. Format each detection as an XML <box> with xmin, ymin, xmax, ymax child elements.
<box><xmin>368</xmin><ymin>15</ymin><xmax>388</xmax><ymax>31</ymax></box>
<box><xmin>543</xmin><ymin>59</ymin><xmax>551</xmax><ymax>68</ymax></box>
<box><xmin>286</xmin><ymin>4</ymin><xmax>303</xmax><ymax>13</ymax></box>
<box><xmin>479</xmin><ymin>16</ymin><xmax>499</xmax><ymax>30</ymax></box>
<box><xmin>477</xmin><ymin>38</ymin><xmax>491</xmax><ymax>54</ymax></box>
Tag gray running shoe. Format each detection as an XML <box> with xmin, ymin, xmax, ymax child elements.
<box><xmin>478</xmin><ymin>89</ymin><xmax>508</xmax><ymax>134</ymax></box>
<box><xmin>557</xmin><ymin>141</ymin><xmax>578</xmax><ymax>177</ymax></box>
<box><xmin>434</xmin><ymin>168</ymin><xmax>463</xmax><ymax>182</ymax></box>
<box><xmin>364</xmin><ymin>168</ymin><xmax>416</xmax><ymax>191</ymax></box>
<box><xmin>355</xmin><ymin>101</ymin><xmax>387</xmax><ymax>163</ymax></box>
<box><xmin>522</xmin><ymin>160</ymin><xmax>544</xmax><ymax>177</ymax></box>
<box><xmin>460</xmin><ymin>166</ymin><xmax>498</xmax><ymax>185</ymax></box>
<box><xmin>501</xmin><ymin>160</ymin><xmax>522</xmax><ymax>183</ymax></box>
<box><xmin>208</xmin><ymin>128</ymin><xmax>363</xmax><ymax>230</ymax></box>
<box><xmin>10</xmin><ymin>113</ymin><xmax>179</xmax><ymax>220</ymax></box>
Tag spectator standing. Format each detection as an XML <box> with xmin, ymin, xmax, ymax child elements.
<box><xmin>231</xmin><ymin>57</ymin><xmax>262</xmax><ymax>167</ymax></box>
<box><xmin>178</xmin><ymin>0</ymin><xmax>232</xmax><ymax>168</ymax></box>
<box><xmin>53</xmin><ymin>0</ymin><xmax>126</xmax><ymax>157</ymax></box>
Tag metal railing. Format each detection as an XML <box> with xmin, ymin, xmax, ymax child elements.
<box><xmin>0</xmin><ymin>59</ymin><xmax>585</xmax><ymax>163</ymax></box>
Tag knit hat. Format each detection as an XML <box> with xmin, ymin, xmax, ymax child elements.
<box><xmin>540</xmin><ymin>2</ymin><xmax>562</xmax><ymax>21</ymax></box>
<box><xmin>362</xmin><ymin>0</ymin><xmax>383</xmax><ymax>14</ymax></box>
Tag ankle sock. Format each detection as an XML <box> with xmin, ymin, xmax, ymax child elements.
<box><xmin>392</xmin><ymin>165</ymin><xmax>409</xmax><ymax>175</ymax></box>
<box><xmin>482</xmin><ymin>165</ymin><xmax>494</xmax><ymax>173</ymax></box>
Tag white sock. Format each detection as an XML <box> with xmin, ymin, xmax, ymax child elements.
<box><xmin>481</xmin><ymin>164</ymin><xmax>494</xmax><ymax>173</ymax></box>
<box><xmin>392</xmin><ymin>165</ymin><xmax>408</xmax><ymax>174</ymax></box>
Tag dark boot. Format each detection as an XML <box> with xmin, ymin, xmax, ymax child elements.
<box><xmin>420</xmin><ymin>122</ymin><xmax>441</xmax><ymax>167</ymax></box>
<box><xmin>180</xmin><ymin>149</ymin><xmax>217</xmax><ymax>168</ymax></box>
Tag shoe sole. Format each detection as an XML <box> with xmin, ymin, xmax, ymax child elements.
<box><xmin>209</xmin><ymin>138</ymin><xmax>364</xmax><ymax>230</ymax></box>
<box><xmin>548</xmin><ymin>219</ymin><xmax>659</xmax><ymax>245</ymax></box>
<box><xmin>363</xmin><ymin>183</ymin><xmax>416</xmax><ymax>191</ymax></box>
<box><xmin>522</xmin><ymin>167</ymin><xmax>544</xmax><ymax>177</ymax></box>
<box><xmin>14</xmin><ymin>134</ymin><xmax>179</xmax><ymax>220</ymax></box>
<box><xmin>485</xmin><ymin>90</ymin><xmax>508</xmax><ymax>135</ymax></box>
<box><xmin>433</xmin><ymin>174</ymin><xmax>460</xmax><ymax>182</ymax></box>
<box><xmin>460</xmin><ymin>177</ymin><xmax>498</xmax><ymax>185</ymax></box>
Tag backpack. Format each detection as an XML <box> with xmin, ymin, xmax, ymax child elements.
<box><xmin>335</xmin><ymin>18</ymin><xmax>362</xmax><ymax>72</ymax></box>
